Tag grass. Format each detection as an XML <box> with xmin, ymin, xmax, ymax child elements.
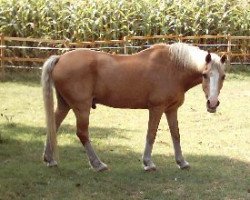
<box><xmin>0</xmin><ymin>66</ymin><xmax>250</xmax><ymax>199</ymax></box>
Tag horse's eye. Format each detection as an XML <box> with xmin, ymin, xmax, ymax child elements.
<box><xmin>202</xmin><ymin>73</ymin><xmax>208</xmax><ymax>79</ymax></box>
<box><xmin>221</xmin><ymin>75</ymin><xmax>226</xmax><ymax>80</ymax></box>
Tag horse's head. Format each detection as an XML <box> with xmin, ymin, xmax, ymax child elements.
<box><xmin>201</xmin><ymin>53</ymin><xmax>227</xmax><ymax>113</ymax></box>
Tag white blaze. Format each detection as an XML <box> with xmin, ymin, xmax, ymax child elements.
<box><xmin>209</xmin><ymin>69</ymin><xmax>219</xmax><ymax>107</ymax></box>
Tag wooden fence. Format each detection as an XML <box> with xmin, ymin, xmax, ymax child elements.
<box><xmin>0</xmin><ymin>34</ymin><xmax>250</xmax><ymax>77</ymax></box>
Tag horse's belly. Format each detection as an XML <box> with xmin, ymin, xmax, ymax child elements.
<box><xmin>94</xmin><ymin>76</ymin><xmax>150</xmax><ymax>108</ymax></box>
<box><xmin>100</xmin><ymin>100</ymin><xmax>148</xmax><ymax>109</ymax></box>
<box><xmin>96</xmin><ymin>91</ymin><xmax>149</xmax><ymax>109</ymax></box>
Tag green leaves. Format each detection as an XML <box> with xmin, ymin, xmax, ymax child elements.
<box><xmin>0</xmin><ymin>0</ymin><xmax>249</xmax><ymax>40</ymax></box>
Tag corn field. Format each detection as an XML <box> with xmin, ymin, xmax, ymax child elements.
<box><xmin>0</xmin><ymin>0</ymin><xmax>249</xmax><ymax>41</ymax></box>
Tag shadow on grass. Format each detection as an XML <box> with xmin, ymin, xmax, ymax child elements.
<box><xmin>0</xmin><ymin>122</ymin><xmax>132</xmax><ymax>143</ymax></box>
<box><xmin>0</xmin><ymin>123</ymin><xmax>250</xmax><ymax>200</ymax></box>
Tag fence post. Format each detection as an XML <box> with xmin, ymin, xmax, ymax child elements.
<box><xmin>0</xmin><ymin>34</ymin><xmax>5</xmax><ymax>79</ymax></box>
<box><xmin>64</xmin><ymin>40</ymin><xmax>70</xmax><ymax>52</ymax></box>
<box><xmin>227</xmin><ymin>34</ymin><xmax>231</xmax><ymax>67</ymax></box>
<box><xmin>243</xmin><ymin>40</ymin><xmax>247</xmax><ymax>64</ymax></box>
<box><xmin>123</xmin><ymin>36</ymin><xmax>128</xmax><ymax>54</ymax></box>
<box><xmin>178</xmin><ymin>34</ymin><xmax>183</xmax><ymax>43</ymax></box>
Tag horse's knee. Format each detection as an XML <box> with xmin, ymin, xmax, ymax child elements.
<box><xmin>171</xmin><ymin>134</ymin><xmax>180</xmax><ymax>142</ymax></box>
<box><xmin>76</xmin><ymin>120</ymin><xmax>90</xmax><ymax>144</ymax></box>
<box><xmin>76</xmin><ymin>131</ymin><xmax>89</xmax><ymax>144</ymax></box>
<box><xmin>146</xmin><ymin>133</ymin><xmax>157</xmax><ymax>145</ymax></box>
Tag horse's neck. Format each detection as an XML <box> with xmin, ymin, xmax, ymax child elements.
<box><xmin>181</xmin><ymin>67</ymin><xmax>203</xmax><ymax>92</ymax></box>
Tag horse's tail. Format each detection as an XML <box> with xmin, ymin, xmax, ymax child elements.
<box><xmin>41</xmin><ymin>55</ymin><xmax>60</xmax><ymax>163</ymax></box>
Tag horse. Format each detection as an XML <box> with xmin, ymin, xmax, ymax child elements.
<box><xmin>41</xmin><ymin>42</ymin><xmax>227</xmax><ymax>171</ymax></box>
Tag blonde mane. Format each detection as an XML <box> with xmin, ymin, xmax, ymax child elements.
<box><xmin>169</xmin><ymin>43</ymin><xmax>209</xmax><ymax>70</ymax></box>
<box><xmin>169</xmin><ymin>43</ymin><xmax>222</xmax><ymax>72</ymax></box>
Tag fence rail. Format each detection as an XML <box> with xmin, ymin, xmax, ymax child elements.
<box><xmin>0</xmin><ymin>34</ymin><xmax>250</xmax><ymax>77</ymax></box>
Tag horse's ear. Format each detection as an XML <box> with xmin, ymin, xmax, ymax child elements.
<box><xmin>220</xmin><ymin>54</ymin><xmax>227</xmax><ymax>64</ymax></box>
<box><xmin>205</xmin><ymin>52</ymin><xmax>211</xmax><ymax>63</ymax></box>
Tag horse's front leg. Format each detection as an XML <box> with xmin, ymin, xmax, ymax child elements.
<box><xmin>142</xmin><ymin>106</ymin><xmax>164</xmax><ymax>171</ymax></box>
<box><xmin>165</xmin><ymin>109</ymin><xmax>190</xmax><ymax>169</ymax></box>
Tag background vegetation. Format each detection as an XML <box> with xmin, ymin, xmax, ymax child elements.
<box><xmin>0</xmin><ymin>0</ymin><xmax>249</xmax><ymax>41</ymax></box>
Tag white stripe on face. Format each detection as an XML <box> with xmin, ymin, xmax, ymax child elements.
<box><xmin>209</xmin><ymin>69</ymin><xmax>219</xmax><ymax>107</ymax></box>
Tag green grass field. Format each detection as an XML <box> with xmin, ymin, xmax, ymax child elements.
<box><xmin>0</xmin><ymin>67</ymin><xmax>250</xmax><ymax>200</ymax></box>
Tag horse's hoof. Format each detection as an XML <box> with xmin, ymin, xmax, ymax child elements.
<box><xmin>46</xmin><ymin>160</ymin><xmax>58</xmax><ymax>167</ymax></box>
<box><xmin>144</xmin><ymin>163</ymin><xmax>156</xmax><ymax>172</ymax></box>
<box><xmin>177</xmin><ymin>160</ymin><xmax>190</xmax><ymax>170</ymax></box>
<box><xmin>94</xmin><ymin>162</ymin><xmax>108</xmax><ymax>172</ymax></box>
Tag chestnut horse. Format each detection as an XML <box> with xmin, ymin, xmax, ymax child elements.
<box><xmin>42</xmin><ymin>43</ymin><xmax>226</xmax><ymax>171</ymax></box>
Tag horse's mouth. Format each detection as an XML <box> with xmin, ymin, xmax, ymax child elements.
<box><xmin>207</xmin><ymin>107</ymin><xmax>217</xmax><ymax>113</ymax></box>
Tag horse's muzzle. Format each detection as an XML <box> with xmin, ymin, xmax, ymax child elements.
<box><xmin>206</xmin><ymin>100</ymin><xmax>220</xmax><ymax>113</ymax></box>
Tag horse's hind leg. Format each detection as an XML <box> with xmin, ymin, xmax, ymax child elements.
<box><xmin>54</xmin><ymin>91</ymin><xmax>70</xmax><ymax>131</ymax></box>
<box><xmin>73</xmin><ymin>101</ymin><xmax>108</xmax><ymax>172</ymax></box>
<box><xmin>43</xmin><ymin>92</ymin><xmax>70</xmax><ymax>166</ymax></box>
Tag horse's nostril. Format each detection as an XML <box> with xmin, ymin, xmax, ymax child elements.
<box><xmin>207</xmin><ymin>99</ymin><xmax>219</xmax><ymax>109</ymax></box>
